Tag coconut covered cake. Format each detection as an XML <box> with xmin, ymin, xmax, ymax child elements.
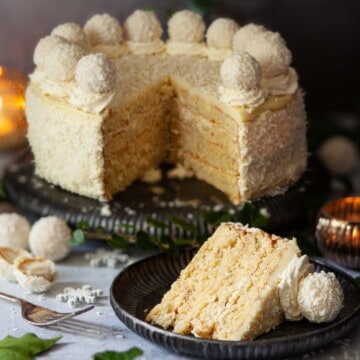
<box><xmin>26</xmin><ymin>10</ymin><xmax>307</xmax><ymax>204</ymax></box>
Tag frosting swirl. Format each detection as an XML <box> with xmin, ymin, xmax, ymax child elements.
<box><xmin>262</xmin><ymin>67</ymin><xmax>298</xmax><ymax>95</ymax></box>
<box><xmin>278</xmin><ymin>255</ymin><xmax>314</xmax><ymax>321</ymax></box>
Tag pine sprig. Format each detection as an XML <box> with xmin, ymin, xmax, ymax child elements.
<box><xmin>69</xmin><ymin>202</ymin><xmax>270</xmax><ymax>252</ymax></box>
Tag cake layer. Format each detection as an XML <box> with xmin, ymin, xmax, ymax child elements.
<box><xmin>146</xmin><ymin>223</ymin><xmax>301</xmax><ymax>340</ymax></box>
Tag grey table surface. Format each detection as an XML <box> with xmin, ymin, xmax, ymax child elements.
<box><xmin>0</xmin><ymin>245</ymin><xmax>360</xmax><ymax>360</ymax></box>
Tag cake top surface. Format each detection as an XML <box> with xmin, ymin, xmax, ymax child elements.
<box><xmin>29</xmin><ymin>9</ymin><xmax>299</xmax><ymax>116</ymax></box>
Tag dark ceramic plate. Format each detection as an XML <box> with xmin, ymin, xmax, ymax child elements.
<box><xmin>4</xmin><ymin>149</ymin><xmax>329</xmax><ymax>235</ymax></box>
<box><xmin>110</xmin><ymin>248</ymin><xmax>360</xmax><ymax>359</ymax></box>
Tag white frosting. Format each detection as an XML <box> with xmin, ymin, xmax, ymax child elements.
<box><xmin>127</xmin><ymin>39</ymin><xmax>165</xmax><ymax>55</ymax></box>
<box><xmin>84</xmin><ymin>13</ymin><xmax>123</xmax><ymax>46</ymax></box>
<box><xmin>124</xmin><ymin>10</ymin><xmax>163</xmax><ymax>42</ymax></box>
<box><xmin>219</xmin><ymin>85</ymin><xmax>267</xmax><ymax>110</ymax></box>
<box><xmin>51</xmin><ymin>22</ymin><xmax>88</xmax><ymax>48</ymax></box>
<box><xmin>30</xmin><ymin>70</ymin><xmax>72</xmax><ymax>98</ymax></box>
<box><xmin>0</xmin><ymin>213</ymin><xmax>30</xmax><ymax>249</ymax></box>
<box><xmin>206</xmin><ymin>47</ymin><xmax>233</xmax><ymax>61</ymax></box>
<box><xmin>262</xmin><ymin>67</ymin><xmax>298</xmax><ymax>95</ymax></box>
<box><xmin>168</xmin><ymin>10</ymin><xmax>205</xmax><ymax>43</ymax></box>
<box><xmin>91</xmin><ymin>43</ymin><xmax>128</xmax><ymax>58</ymax></box>
<box><xmin>33</xmin><ymin>35</ymin><xmax>86</xmax><ymax>82</ymax></box>
<box><xmin>29</xmin><ymin>216</ymin><xmax>71</xmax><ymax>262</ymax></box>
<box><xmin>219</xmin><ymin>52</ymin><xmax>267</xmax><ymax>109</ymax></box>
<box><xmin>75</xmin><ymin>53</ymin><xmax>116</xmax><ymax>93</ymax></box>
<box><xmin>298</xmin><ymin>271</ymin><xmax>344</xmax><ymax>323</ymax></box>
<box><xmin>69</xmin><ymin>87</ymin><xmax>115</xmax><ymax>114</ymax></box>
<box><xmin>166</xmin><ymin>41</ymin><xmax>206</xmax><ymax>56</ymax></box>
<box><xmin>277</xmin><ymin>255</ymin><xmax>314</xmax><ymax>321</ymax></box>
<box><xmin>206</xmin><ymin>18</ymin><xmax>239</xmax><ymax>49</ymax></box>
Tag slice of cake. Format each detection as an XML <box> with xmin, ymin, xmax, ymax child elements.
<box><xmin>146</xmin><ymin>223</ymin><xmax>344</xmax><ymax>340</ymax></box>
<box><xmin>26</xmin><ymin>10</ymin><xmax>307</xmax><ymax>204</ymax></box>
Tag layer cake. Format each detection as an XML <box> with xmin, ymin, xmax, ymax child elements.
<box><xmin>26</xmin><ymin>10</ymin><xmax>307</xmax><ymax>204</ymax></box>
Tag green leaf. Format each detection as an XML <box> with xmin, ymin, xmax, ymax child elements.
<box><xmin>0</xmin><ymin>333</ymin><xmax>61</xmax><ymax>360</ymax></box>
<box><xmin>146</xmin><ymin>217</ymin><xmax>167</xmax><ymax>230</ymax></box>
<box><xmin>204</xmin><ymin>210</ymin><xmax>231</xmax><ymax>227</ymax></box>
<box><xmin>108</xmin><ymin>234</ymin><xmax>128</xmax><ymax>250</ymax></box>
<box><xmin>69</xmin><ymin>229</ymin><xmax>85</xmax><ymax>247</ymax></box>
<box><xmin>96</xmin><ymin>226</ymin><xmax>105</xmax><ymax>233</ymax></box>
<box><xmin>0</xmin><ymin>178</ymin><xmax>6</xmax><ymax>200</ymax></box>
<box><xmin>93</xmin><ymin>347</ymin><xmax>143</xmax><ymax>360</ymax></box>
<box><xmin>234</xmin><ymin>202</ymin><xmax>269</xmax><ymax>229</ymax></box>
<box><xmin>188</xmin><ymin>0</ymin><xmax>218</xmax><ymax>15</ymax></box>
<box><xmin>77</xmin><ymin>220</ymin><xmax>90</xmax><ymax>231</ymax></box>
<box><xmin>135</xmin><ymin>231</ymin><xmax>155</xmax><ymax>251</ymax></box>
<box><xmin>168</xmin><ymin>216</ymin><xmax>197</xmax><ymax>233</ymax></box>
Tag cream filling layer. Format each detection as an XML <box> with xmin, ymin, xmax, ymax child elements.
<box><xmin>166</xmin><ymin>42</ymin><xmax>207</xmax><ymax>56</ymax></box>
<box><xmin>127</xmin><ymin>40</ymin><xmax>165</xmax><ymax>55</ymax></box>
<box><xmin>277</xmin><ymin>255</ymin><xmax>314</xmax><ymax>321</ymax></box>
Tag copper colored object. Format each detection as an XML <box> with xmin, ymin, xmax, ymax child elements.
<box><xmin>0</xmin><ymin>66</ymin><xmax>28</xmax><ymax>151</ymax></box>
<box><xmin>316</xmin><ymin>197</ymin><xmax>360</xmax><ymax>268</ymax></box>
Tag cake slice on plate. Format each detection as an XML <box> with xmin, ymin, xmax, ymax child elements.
<box><xmin>146</xmin><ymin>223</ymin><xmax>344</xmax><ymax>340</ymax></box>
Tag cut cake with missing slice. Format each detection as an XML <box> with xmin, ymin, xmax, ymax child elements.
<box><xmin>146</xmin><ymin>222</ymin><xmax>301</xmax><ymax>340</ymax></box>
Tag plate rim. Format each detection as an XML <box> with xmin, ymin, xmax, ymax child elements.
<box><xmin>110</xmin><ymin>249</ymin><xmax>360</xmax><ymax>348</ymax></box>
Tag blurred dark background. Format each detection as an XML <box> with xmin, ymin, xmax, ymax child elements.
<box><xmin>1</xmin><ymin>0</ymin><xmax>359</xmax><ymax>115</ymax></box>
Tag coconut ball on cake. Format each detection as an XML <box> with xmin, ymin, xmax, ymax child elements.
<box><xmin>29</xmin><ymin>216</ymin><xmax>71</xmax><ymax>262</ymax></box>
<box><xmin>0</xmin><ymin>213</ymin><xmax>30</xmax><ymax>249</ymax></box>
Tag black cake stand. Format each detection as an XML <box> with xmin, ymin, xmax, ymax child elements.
<box><xmin>3</xmin><ymin>148</ymin><xmax>329</xmax><ymax>236</ymax></box>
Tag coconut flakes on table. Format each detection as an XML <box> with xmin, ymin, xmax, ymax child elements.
<box><xmin>56</xmin><ymin>284</ymin><xmax>103</xmax><ymax>307</ymax></box>
<box><xmin>84</xmin><ymin>248</ymin><xmax>129</xmax><ymax>268</ymax></box>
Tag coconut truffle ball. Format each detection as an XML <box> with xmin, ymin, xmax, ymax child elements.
<box><xmin>29</xmin><ymin>216</ymin><xmax>71</xmax><ymax>262</ymax></box>
<box><xmin>233</xmin><ymin>23</ymin><xmax>267</xmax><ymax>51</ymax></box>
<box><xmin>233</xmin><ymin>29</ymin><xmax>291</xmax><ymax>78</ymax></box>
<box><xmin>33</xmin><ymin>35</ymin><xmax>86</xmax><ymax>81</ymax></box>
<box><xmin>51</xmin><ymin>22</ymin><xmax>88</xmax><ymax>48</ymax></box>
<box><xmin>206</xmin><ymin>18</ymin><xmax>239</xmax><ymax>49</ymax></box>
<box><xmin>317</xmin><ymin>136</ymin><xmax>359</xmax><ymax>175</ymax></box>
<box><xmin>298</xmin><ymin>271</ymin><xmax>344</xmax><ymax>323</ymax></box>
<box><xmin>76</xmin><ymin>53</ymin><xmax>117</xmax><ymax>93</ymax></box>
<box><xmin>124</xmin><ymin>10</ymin><xmax>163</xmax><ymax>42</ymax></box>
<box><xmin>84</xmin><ymin>13</ymin><xmax>122</xmax><ymax>46</ymax></box>
<box><xmin>168</xmin><ymin>10</ymin><xmax>205</xmax><ymax>43</ymax></box>
<box><xmin>0</xmin><ymin>213</ymin><xmax>30</xmax><ymax>249</ymax></box>
<box><xmin>220</xmin><ymin>52</ymin><xmax>262</xmax><ymax>91</ymax></box>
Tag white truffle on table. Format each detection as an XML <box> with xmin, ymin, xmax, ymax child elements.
<box><xmin>0</xmin><ymin>247</ymin><xmax>31</xmax><ymax>282</ymax></box>
<box><xmin>29</xmin><ymin>216</ymin><xmax>71</xmax><ymax>262</ymax></box>
<box><xmin>14</xmin><ymin>257</ymin><xmax>56</xmax><ymax>293</ymax></box>
<box><xmin>0</xmin><ymin>213</ymin><xmax>30</xmax><ymax>249</ymax></box>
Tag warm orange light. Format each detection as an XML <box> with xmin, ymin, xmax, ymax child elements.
<box><xmin>0</xmin><ymin>66</ymin><xmax>28</xmax><ymax>151</ymax></box>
